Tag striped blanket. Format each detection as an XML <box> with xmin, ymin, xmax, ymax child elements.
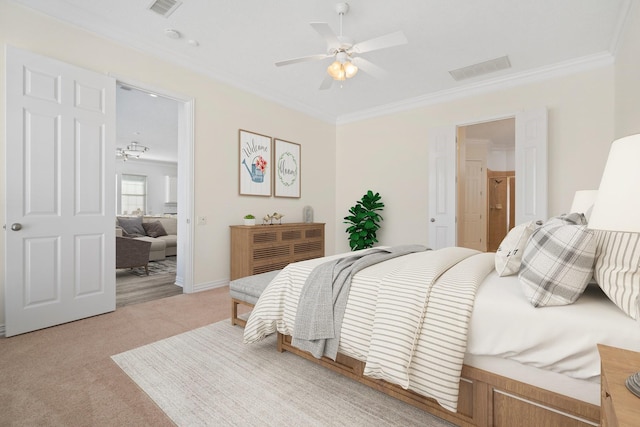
<box><xmin>243</xmin><ymin>247</ymin><xmax>495</xmax><ymax>412</ymax></box>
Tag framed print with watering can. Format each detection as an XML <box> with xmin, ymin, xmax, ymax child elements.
<box><xmin>239</xmin><ymin>130</ymin><xmax>272</xmax><ymax>196</ymax></box>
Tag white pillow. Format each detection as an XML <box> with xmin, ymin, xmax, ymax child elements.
<box><xmin>594</xmin><ymin>230</ymin><xmax>640</xmax><ymax>320</ymax></box>
<box><xmin>495</xmin><ymin>221</ymin><xmax>538</xmax><ymax>276</ymax></box>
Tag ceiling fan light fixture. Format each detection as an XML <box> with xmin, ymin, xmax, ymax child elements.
<box><xmin>327</xmin><ymin>59</ymin><xmax>358</xmax><ymax>81</ymax></box>
<box><xmin>344</xmin><ymin>61</ymin><xmax>358</xmax><ymax>78</ymax></box>
<box><xmin>327</xmin><ymin>61</ymin><xmax>346</xmax><ymax>80</ymax></box>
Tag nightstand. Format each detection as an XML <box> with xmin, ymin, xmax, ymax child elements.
<box><xmin>598</xmin><ymin>344</ymin><xmax>640</xmax><ymax>427</ymax></box>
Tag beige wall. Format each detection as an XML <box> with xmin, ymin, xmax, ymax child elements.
<box><xmin>0</xmin><ymin>2</ymin><xmax>336</xmax><ymax>325</ymax></box>
<box><xmin>334</xmin><ymin>67</ymin><xmax>615</xmax><ymax>253</ymax></box>
<box><xmin>614</xmin><ymin>1</ymin><xmax>640</xmax><ymax>138</ymax></box>
<box><xmin>0</xmin><ymin>1</ymin><xmax>633</xmax><ymax>330</ymax></box>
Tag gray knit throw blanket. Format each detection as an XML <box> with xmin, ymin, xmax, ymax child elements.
<box><xmin>292</xmin><ymin>244</ymin><xmax>428</xmax><ymax>360</ymax></box>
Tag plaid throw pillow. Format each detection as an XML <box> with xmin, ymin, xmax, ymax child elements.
<box><xmin>519</xmin><ymin>221</ymin><xmax>596</xmax><ymax>307</ymax></box>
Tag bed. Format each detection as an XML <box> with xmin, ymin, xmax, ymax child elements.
<box><xmin>243</xmin><ymin>217</ymin><xmax>640</xmax><ymax>427</ymax></box>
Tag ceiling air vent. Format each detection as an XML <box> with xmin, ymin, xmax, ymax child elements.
<box><xmin>449</xmin><ymin>55</ymin><xmax>511</xmax><ymax>81</ymax></box>
<box><xmin>148</xmin><ymin>0</ymin><xmax>182</xmax><ymax>18</ymax></box>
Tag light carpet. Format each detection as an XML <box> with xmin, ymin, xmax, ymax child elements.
<box><xmin>112</xmin><ymin>321</ymin><xmax>455</xmax><ymax>427</ymax></box>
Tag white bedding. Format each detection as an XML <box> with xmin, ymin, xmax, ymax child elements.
<box><xmin>467</xmin><ymin>271</ymin><xmax>640</xmax><ymax>382</ymax></box>
<box><xmin>243</xmin><ymin>247</ymin><xmax>640</xmax><ymax>411</ymax></box>
<box><xmin>244</xmin><ymin>248</ymin><xmax>494</xmax><ymax>412</ymax></box>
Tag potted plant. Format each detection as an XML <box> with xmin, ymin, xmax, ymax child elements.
<box><xmin>243</xmin><ymin>214</ymin><xmax>256</xmax><ymax>226</ymax></box>
<box><xmin>343</xmin><ymin>190</ymin><xmax>384</xmax><ymax>251</ymax></box>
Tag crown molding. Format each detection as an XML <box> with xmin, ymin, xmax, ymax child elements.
<box><xmin>13</xmin><ymin>1</ymin><xmax>621</xmax><ymax>127</ymax></box>
<box><xmin>335</xmin><ymin>51</ymin><xmax>615</xmax><ymax>125</ymax></box>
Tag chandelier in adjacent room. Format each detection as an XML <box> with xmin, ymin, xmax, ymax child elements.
<box><xmin>116</xmin><ymin>141</ymin><xmax>149</xmax><ymax>161</ymax></box>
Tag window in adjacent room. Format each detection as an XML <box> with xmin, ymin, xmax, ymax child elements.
<box><xmin>121</xmin><ymin>174</ymin><xmax>147</xmax><ymax>215</ymax></box>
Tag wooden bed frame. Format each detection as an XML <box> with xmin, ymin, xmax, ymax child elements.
<box><xmin>277</xmin><ymin>333</ymin><xmax>600</xmax><ymax>427</ymax></box>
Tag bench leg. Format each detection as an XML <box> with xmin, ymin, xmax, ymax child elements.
<box><xmin>231</xmin><ymin>298</ymin><xmax>254</xmax><ymax>327</ymax></box>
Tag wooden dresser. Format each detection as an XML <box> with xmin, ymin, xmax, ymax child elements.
<box><xmin>598</xmin><ymin>344</ymin><xmax>640</xmax><ymax>427</ymax></box>
<box><xmin>230</xmin><ymin>222</ymin><xmax>325</xmax><ymax>280</ymax></box>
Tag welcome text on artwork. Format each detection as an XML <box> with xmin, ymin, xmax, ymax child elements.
<box><xmin>242</xmin><ymin>137</ymin><xmax>269</xmax><ymax>158</ymax></box>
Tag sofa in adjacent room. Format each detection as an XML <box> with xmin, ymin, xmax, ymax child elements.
<box><xmin>116</xmin><ymin>215</ymin><xmax>178</xmax><ymax>261</ymax></box>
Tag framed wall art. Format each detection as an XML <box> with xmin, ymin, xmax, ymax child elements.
<box><xmin>239</xmin><ymin>130</ymin><xmax>272</xmax><ymax>196</ymax></box>
<box><xmin>274</xmin><ymin>139</ymin><xmax>301</xmax><ymax>198</ymax></box>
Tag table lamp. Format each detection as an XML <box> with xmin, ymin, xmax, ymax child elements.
<box><xmin>588</xmin><ymin>133</ymin><xmax>640</xmax><ymax>398</ymax></box>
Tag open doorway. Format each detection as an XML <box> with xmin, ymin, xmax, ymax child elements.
<box><xmin>457</xmin><ymin>118</ymin><xmax>515</xmax><ymax>252</ymax></box>
<box><xmin>114</xmin><ymin>84</ymin><xmax>192</xmax><ymax>307</ymax></box>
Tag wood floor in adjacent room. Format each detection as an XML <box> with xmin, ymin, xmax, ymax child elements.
<box><xmin>116</xmin><ymin>269</ymin><xmax>182</xmax><ymax>308</ymax></box>
<box><xmin>0</xmin><ymin>286</ymin><xmax>249</xmax><ymax>426</ymax></box>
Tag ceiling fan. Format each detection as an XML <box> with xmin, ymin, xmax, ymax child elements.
<box><xmin>275</xmin><ymin>2</ymin><xmax>408</xmax><ymax>90</ymax></box>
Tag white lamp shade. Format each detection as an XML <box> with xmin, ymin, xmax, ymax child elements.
<box><xmin>589</xmin><ymin>134</ymin><xmax>640</xmax><ymax>233</ymax></box>
<box><xmin>570</xmin><ymin>190</ymin><xmax>598</xmax><ymax>220</ymax></box>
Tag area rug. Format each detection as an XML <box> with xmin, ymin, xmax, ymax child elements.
<box><xmin>111</xmin><ymin>321</ymin><xmax>454</xmax><ymax>427</ymax></box>
<box><xmin>126</xmin><ymin>257</ymin><xmax>176</xmax><ymax>277</ymax></box>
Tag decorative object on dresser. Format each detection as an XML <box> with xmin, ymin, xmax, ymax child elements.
<box><xmin>229</xmin><ymin>222</ymin><xmax>324</xmax><ymax>280</ymax></box>
<box><xmin>261</xmin><ymin>212</ymin><xmax>284</xmax><ymax>225</ymax></box>
<box><xmin>598</xmin><ymin>344</ymin><xmax>640</xmax><ymax>426</ymax></box>
<box><xmin>303</xmin><ymin>205</ymin><xmax>313</xmax><ymax>223</ymax></box>
<box><xmin>274</xmin><ymin>139</ymin><xmax>301</xmax><ymax>198</ymax></box>
<box><xmin>243</xmin><ymin>214</ymin><xmax>255</xmax><ymax>226</ymax></box>
<box><xmin>239</xmin><ymin>129</ymin><xmax>272</xmax><ymax>197</ymax></box>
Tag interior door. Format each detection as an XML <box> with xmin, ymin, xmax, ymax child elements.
<box><xmin>460</xmin><ymin>159</ymin><xmax>485</xmax><ymax>251</ymax></box>
<box><xmin>5</xmin><ymin>46</ymin><xmax>116</xmax><ymax>337</ymax></box>
<box><xmin>515</xmin><ymin>108</ymin><xmax>548</xmax><ymax>225</ymax></box>
<box><xmin>427</xmin><ymin>126</ymin><xmax>456</xmax><ymax>249</ymax></box>
<box><xmin>429</xmin><ymin>108</ymin><xmax>547</xmax><ymax>251</ymax></box>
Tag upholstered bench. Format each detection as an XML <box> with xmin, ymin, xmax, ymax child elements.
<box><xmin>229</xmin><ymin>269</ymin><xmax>281</xmax><ymax>327</ymax></box>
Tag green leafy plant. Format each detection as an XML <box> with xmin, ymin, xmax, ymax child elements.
<box><xmin>344</xmin><ymin>190</ymin><xmax>384</xmax><ymax>251</ymax></box>
<box><xmin>244</xmin><ymin>214</ymin><xmax>255</xmax><ymax>219</ymax></box>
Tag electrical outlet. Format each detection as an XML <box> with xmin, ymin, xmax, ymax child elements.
<box><xmin>197</xmin><ymin>216</ymin><xmax>207</xmax><ymax>225</ymax></box>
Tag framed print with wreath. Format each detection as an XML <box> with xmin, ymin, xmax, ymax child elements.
<box><xmin>274</xmin><ymin>139</ymin><xmax>301</xmax><ymax>198</ymax></box>
<box><xmin>239</xmin><ymin>130</ymin><xmax>272</xmax><ymax>196</ymax></box>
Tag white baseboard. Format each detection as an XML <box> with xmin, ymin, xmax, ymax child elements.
<box><xmin>0</xmin><ymin>324</ymin><xmax>5</xmax><ymax>337</ymax></box>
<box><xmin>192</xmin><ymin>279</ymin><xmax>228</xmax><ymax>293</ymax></box>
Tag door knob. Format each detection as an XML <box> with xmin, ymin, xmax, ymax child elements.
<box><xmin>430</xmin><ymin>218</ymin><xmax>435</xmax><ymax>222</ymax></box>
<box><xmin>11</xmin><ymin>223</ymin><xmax>22</xmax><ymax>231</ymax></box>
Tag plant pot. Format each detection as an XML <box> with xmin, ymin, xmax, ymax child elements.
<box><xmin>244</xmin><ymin>218</ymin><xmax>255</xmax><ymax>226</ymax></box>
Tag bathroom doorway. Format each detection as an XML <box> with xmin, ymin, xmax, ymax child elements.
<box><xmin>457</xmin><ymin>118</ymin><xmax>516</xmax><ymax>252</ymax></box>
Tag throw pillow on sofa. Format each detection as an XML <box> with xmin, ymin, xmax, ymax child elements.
<box><xmin>142</xmin><ymin>221</ymin><xmax>168</xmax><ymax>238</ymax></box>
<box><xmin>117</xmin><ymin>216</ymin><xmax>145</xmax><ymax>237</ymax></box>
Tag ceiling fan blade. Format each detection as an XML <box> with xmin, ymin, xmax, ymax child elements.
<box><xmin>310</xmin><ymin>22</ymin><xmax>340</xmax><ymax>49</ymax></box>
<box><xmin>319</xmin><ymin>73</ymin><xmax>334</xmax><ymax>90</ymax></box>
<box><xmin>351</xmin><ymin>31</ymin><xmax>408</xmax><ymax>54</ymax></box>
<box><xmin>352</xmin><ymin>57</ymin><xmax>388</xmax><ymax>79</ymax></box>
<box><xmin>275</xmin><ymin>53</ymin><xmax>330</xmax><ymax>67</ymax></box>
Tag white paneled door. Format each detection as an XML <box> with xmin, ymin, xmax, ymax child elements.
<box><xmin>427</xmin><ymin>126</ymin><xmax>457</xmax><ymax>249</ymax></box>
<box><xmin>428</xmin><ymin>109</ymin><xmax>547</xmax><ymax>251</ymax></box>
<box><xmin>515</xmin><ymin>108</ymin><xmax>548</xmax><ymax>226</ymax></box>
<box><xmin>5</xmin><ymin>47</ymin><xmax>116</xmax><ymax>337</ymax></box>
